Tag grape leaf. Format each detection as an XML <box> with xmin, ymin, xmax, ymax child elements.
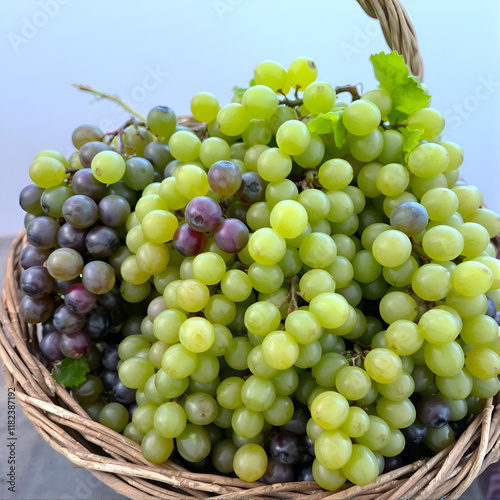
<box><xmin>370</xmin><ymin>51</ymin><xmax>430</xmax><ymax>122</ymax></box>
<box><xmin>232</xmin><ymin>85</ymin><xmax>247</xmax><ymax>103</ymax></box>
<box><xmin>307</xmin><ymin>110</ymin><xmax>347</xmax><ymax>148</ymax></box>
<box><xmin>400</xmin><ymin>127</ymin><xmax>423</xmax><ymax>161</ymax></box>
<box><xmin>52</xmin><ymin>358</ymin><xmax>89</xmax><ymax>387</ymax></box>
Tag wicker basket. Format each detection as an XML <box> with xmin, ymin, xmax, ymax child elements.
<box><xmin>2</xmin><ymin>1</ymin><xmax>500</xmax><ymax>498</ymax></box>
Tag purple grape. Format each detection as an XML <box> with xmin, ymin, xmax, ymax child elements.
<box><xmin>19</xmin><ymin>184</ymin><xmax>44</xmax><ymax>215</ymax></box>
<box><xmin>227</xmin><ymin>201</ymin><xmax>248</xmax><ymax>224</ymax></box>
<box><xmin>72</xmin><ymin>124</ymin><xmax>104</xmax><ymax>150</ymax></box>
<box><xmin>214</xmin><ymin>218</ymin><xmax>249</xmax><ymax>253</ymax></box>
<box><xmin>263</xmin><ymin>459</ymin><xmax>295</xmax><ymax>484</ymax></box>
<box><xmin>58</xmin><ymin>223</ymin><xmax>88</xmax><ymax>251</ymax></box>
<box><xmin>383</xmin><ymin>455</ymin><xmax>404</xmax><ymax>473</ymax></box>
<box><xmin>296</xmin><ymin>461</ymin><xmax>314</xmax><ymax>482</ymax></box>
<box><xmin>112</xmin><ymin>380</ymin><xmax>136</xmax><ymax>405</ymax></box>
<box><xmin>59</xmin><ymin>331</ymin><xmax>91</xmax><ymax>359</ymax></box>
<box><xmin>144</xmin><ymin>141</ymin><xmax>173</xmax><ymax>173</ymax></box>
<box><xmin>449</xmin><ymin>419</ymin><xmax>467</xmax><ymax>439</ymax></box>
<box><xmin>20</xmin><ymin>266</ymin><xmax>54</xmax><ymax>298</ymax></box>
<box><xmin>42</xmin><ymin>318</ymin><xmax>57</xmax><ymax>335</ymax></box>
<box><xmin>128</xmin><ymin>402</ymin><xmax>138</xmax><ymax>420</ymax></box>
<box><xmin>270</xmin><ymin>432</ymin><xmax>300</xmax><ymax>465</ymax></box>
<box><xmin>20</xmin><ymin>245</ymin><xmax>51</xmax><ymax>269</ymax></box>
<box><xmin>81</xmin><ymin>261</ymin><xmax>116</xmax><ymax>295</ymax></box>
<box><xmin>84</xmin><ymin>307</ymin><xmax>112</xmax><ymax>339</ymax></box>
<box><xmin>173</xmin><ymin>224</ymin><xmax>207</xmax><ymax>256</ymax></box>
<box><xmin>416</xmin><ymin>395</ymin><xmax>451</xmax><ymax>429</ymax></box>
<box><xmin>19</xmin><ymin>295</ymin><xmax>54</xmax><ymax>324</ymax></box>
<box><xmin>401</xmin><ymin>419</ymin><xmax>428</xmax><ymax>446</ymax></box>
<box><xmin>236</xmin><ymin>171</ymin><xmax>266</xmax><ymax>205</ymax></box>
<box><xmin>281</xmin><ymin>405</ymin><xmax>308</xmax><ymax>435</ymax></box>
<box><xmin>79</xmin><ymin>140</ymin><xmax>112</xmax><ymax>169</ymax></box>
<box><xmin>101</xmin><ymin>369</ymin><xmax>119</xmax><ymax>391</ymax></box>
<box><xmin>486</xmin><ymin>297</ymin><xmax>497</xmax><ymax>318</ymax></box>
<box><xmin>85</xmin><ymin>226</ymin><xmax>120</xmax><ymax>257</ymax></box>
<box><xmin>101</xmin><ymin>344</ymin><xmax>120</xmax><ymax>371</ymax></box>
<box><xmin>39</xmin><ymin>331</ymin><xmax>65</xmax><ymax>361</ymax></box>
<box><xmin>71</xmin><ymin>168</ymin><xmax>107</xmax><ymax>202</ymax></box>
<box><xmin>26</xmin><ymin>216</ymin><xmax>60</xmax><ymax>248</ymax></box>
<box><xmin>54</xmin><ymin>278</ymin><xmax>80</xmax><ymax>295</ymax></box>
<box><xmin>390</xmin><ymin>201</ymin><xmax>429</xmax><ymax>237</ymax></box>
<box><xmin>98</xmin><ymin>195</ymin><xmax>131</xmax><ymax>227</ymax></box>
<box><xmin>301</xmin><ymin>434</ymin><xmax>315</xmax><ymax>457</ymax></box>
<box><xmin>62</xmin><ymin>195</ymin><xmax>99</xmax><ymax>229</ymax></box>
<box><xmin>53</xmin><ymin>304</ymin><xmax>86</xmax><ymax>334</ymax></box>
<box><xmin>123</xmin><ymin>157</ymin><xmax>155</xmax><ymax>190</ymax></box>
<box><xmin>65</xmin><ymin>284</ymin><xmax>97</xmax><ymax>314</ymax></box>
<box><xmin>185</xmin><ymin>196</ymin><xmax>222</xmax><ymax>232</ymax></box>
<box><xmin>208</xmin><ymin>160</ymin><xmax>242</xmax><ymax>197</ymax></box>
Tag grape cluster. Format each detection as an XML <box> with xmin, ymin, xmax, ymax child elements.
<box><xmin>19</xmin><ymin>54</ymin><xmax>500</xmax><ymax>491</ymax></box>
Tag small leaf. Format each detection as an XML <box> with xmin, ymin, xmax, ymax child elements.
<box><xmin>232</xmin><ymin>85</ymin><xmax>248</xmax><ymax>103</ymax></box>
<box><xmin>307</xmin><ymin>109</ymin><xmax>346</xmax><ymax>148</ymax></box>
<box><xmin>370</xmin><ymin>51</ymin><xmax>430</xmax><ymax>122</ymax></box>
<box><xmin>52</xmin><ymin>358</ymin><xmax>89</xmax><ymax>387</ymax></box>
<box><xmin>400</xmin><ymin>127</ymin><xmax>424</xmax><ymax>162</ymax></box>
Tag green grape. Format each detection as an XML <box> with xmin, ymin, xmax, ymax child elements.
<box><xmin>91</xmin><ymin>151</ymin><xmax>126</xmax><ymax>184</ymax></box>
<box><xmin>192</xmin><ymin>252</ymin><xmax>226</xmax><ymax>285</ymax></box>
<box><xmin>261</xmin><ymin>331</ymin><xmax>299</xmax><ymax>370</ymax></box>
<box><xmin>247</xmin><ymin>345</ymin><xmax>279</xmax><ymax>378</ymax></box>
<box><xmin>438</xmin><ymin>141</ymin><xmax>463</xmax><ymax>172</ymax></box>
<box><xmin>376</xmin><ymin>397</ymin><xmax>416</xmax><ymax>428</ymax></box>
<box><xmin>241</xmin><ymin>375</ymin><xmax>276</xmax><ymax>412</ymax></box>
<box><xmin>343</xmin><ymin>186</ymin><xmax>366</xmax><ymax>215</ymax></box>
<box><xmin>29</xmin><ymin>156</ymin><xmax>67</xmax><ymax>188</ymax></box>
<box><xmin>385</xmin><ymin>320</ymin><xmax>423</xmax><ymax>356</ymax></box>
<box><xmin>271</xmin><ymin>367</ymin><xmax>299</xmax><ymax>396</ymax></box>
<box><xmin>303</xmin><ymin>81</ymin><xmax>336</xmax><ymax>113</ymax></box>
<box><xmin>244</xmin><ymin>301</ymin><xmax>281</xmax><ymax>336</ymax></box>
<box><xmin>312</xmin><ymin>459</ymin><xmax>347</xmax><ymax>491</ymax></box>
<box><xmin>473</xmin><ymin>256</ymin><xmax>500</xmax><ymax>290</ymax></box>
<box><xmin>97</xmin><ymin>402</ymin><xmax>129</xmax><ymax>433</ymax></box>
<box><xmin>364</xmin><ymin>348</ymin><xmax>402</xmax><ymax>383</ymax></box>
<box><xmin>159</xmin><ymin>177</ymin><xmax>189</xmax><ymax>210</ymax></box>
<box><xmin>199</xmin><ymin>136</ymin><xmax>231</xmax><ymax>167</ymax></box>
<box><xmin>378</xmin><ymin>129</ymin><xmax>404</xmax><ymax>164</ymax></box>
<box><xmin>408</xmin><ymin>143</ymin><xmax>449</xmax><ymax>178</ymax></box>
<box><xmin>224</xmin><ymin>337</ymin><xmax>252</xmax><ymax>371</ymax></box>
<box><xmin>242</xmin><ymin>85</ymin><xmax>279</xmax><ymax>119</ymax></box>
<box><xmin>471</xmin><ymin>375</ymin><xmax>500</xmax><ymax>398</ymax></box>
<box><xmin>452</xmin><ymin>261</ymin><xmax>493</xmax><ymax>297</ymax></box>
<box><xmin>315</xmin><ymin>429</ymin><xmax>352</xmax><ymax>469</ymax></box>
<box><xmin>233</xmin><ymin>443</ymin><xmax>268</xmax><ymax>482</ymax></box>
<box><xmin>424</xmin><ymin>424</ymin><xmax>455</xmax><ymax>453</ymax></box>
<box><xmin>356</xmin><ymin>415</ymin><xmax>391</xmax><ymax>450</ymax></box>
<box><xmin>422</xmin><ymin>226</ymin><xmax>464</xmax><ymax>261</ymax></box>
<box><xmin>407</xmin><ymin>108</ymin><xmax>445</xmax><ymax>139</ymax></box>
<box><xmin>293</xmin><ymin>134</ymin><xmax>325</xmax><ymax>168</ymax></box>
<box><xmin>254</xmin><ymin>60</ymin><xmax>287</xmax><ymax>91</ymax></box>
<box><xmin>152</xmin><ymin>402</ymin><xmax>186</xmax><ymax>438</ymax></box>
<box><xmin>361</xmin><ymin>223</ymin><xmax>391</xmax><ymax>250</ymax></box>
<box><xmin>424</xmin><ymin>341</ymin><xmax>464</xmax><ymax>377</ymax></box>
<box><xmin>299</xmin><ymin>269</ymin><xmax>336</xmax><ymax>301</ymax></box>
<box><xmin>379</xmin><ymin>292</ymin><xmax>417</xmax><ymax>324</ymax></box>
<box><xmin>168</xmin><ymin>131</ymin><xmax>201</xmax><ymax>162</ymax></box>
<box><xmin>295</xmin><ymin>341</ymin><xmax>322</xmax><ymax>368</ymax></box>
<box><xmin>204</xmin><ymin>295</ymin><xmax>236</xmax><ymax>325</ymax></box>
<box><xmin>299</xmin><ymin>232</ymin><xmax>337</xmax><ymax>269</ymax></box>
<box><xmin>349</xmin><ymin>129</ymin><xmax>384</xmax><ymax>162</ymax></box>
<box><xmin>176</xmin><ymin>423</ymin><xmax>211</xmax><ymax>462</ymax></box>
<box><xmin>176</xmin><ymin>279</ymin><xmax>210</xmax><ymax>312</ymax></box>
<box><xmin>465</xmin><ymin>347</ymin><xmax>500</xmax><ymax>379</ymax></box>
<box><xmin>216</xmin><ymin>103</ymin><xmax>250</xmax><ymax>136</ymax></box>
<box><xmin>287</xmin><ymin>57</ymin><xmax>317</xmax><ymax>88</ymax></box>
<box><xmin>383</xmin><ymin>256</ymin><xmax>418</xmax><ymax>287</ymax></box>
<box><xmin>436</xmin><ymin>393</ymin><xmax>468</xmax><ymax>421</ymax></box>
<box><xmin>411</xmin><ymin>263</ymin><xmax>451</xmax><ymax>301</ymax></box>
<box><xmin>248</xmin><ymin>228</ymin><xmax>286</xmax><ymax>265</ymax></box>
<box><xmin>342</xmin><ymin>444</ymin><xmax>379</xmax><ymax>485</ymax></box>
<box><xmin>318</xmin><ymin>158</ymin><xmax>353</xmax><ymax>191</ymax></box>
<box><xmin>161</xmin><ymin>343</ymin><xmax>198</xmax><ymax>379</ymax></box>
<box><xmin>361</xmin><ymin>88</ymin><xmax>392</xmax><ymax>117</ymax></box>
<box><xmin>376</xmin><ymin>163</ymin><xmax>409</xmax><ymax>196</ymax></box>
<box><xmin>243</xmin><ymin>144</ymin><xmax>269</xmax><ymax>171</ymax></box>
<box><xmin>121</xmin><ymin>255</ymin><xmax>150</xmax><ymax>285</ymax></box>
<box><xmin>220</xmin><ymin>269</ymin><xmax>253</xmax><ymax>302</ymax></box>
<box><xmin>211</xmin><ymin>439</ymin><xmax>237</xmax><ymax>474</ymax></box>
<box><xmin>297</xmin><ymin>190</ymin><xmax>330</xmax><ymax>223</ymax></box>
<box><xmin>335</xmin><ymin>366</ymin><xmax>371</xmax><ymax>400</ymax></box>
<box><xmin>378</xmin><ymin>427</ymin><xmax>406</xmax><ymax>457</ymax></box>
<box><xmin>377</xmin><ymin>370</ymin><xmax>415</xmax><ymax>402</ymax></box>
<box><xmin>452</xmin><ymin>184</ymin><xmax>484</xmax><ymax>217</ymax></box>
<box><xmin>231</xmin><ymin>406</ymin><xmax>264</xmax><ymax>439</ymax></box>
<box><xmin>217</xmin><ymin>377</ymin><xmax>244</xmax><ymax>410</ymax></box>
<box><xmin>352</xmin><ymin>250</ymin><xmax>382</xmax><ymax>283</ymax></box>
<box><xmin>118</xmin><ymin>357</ymin><xmax>154</xmax><ymax>389</ymax></box>
<box><xmin>460</xmin><ymin>314</ymin><xmax>499</xmax><ymax>347</ymax></box>
<box><xmin>276</xmin><ymin>120</ymin><xmax>311</xmax><ymax>155</ymax></box>
<box><xmin>183</xmin><ymin>392</ymin><xmax>218</xmax><ymax>425</ymax></box>
<box><xmin>340</xmin><ymin>406</ymin><xmax>370</xmax><ymax>438</ymax></box>
<box><xmin>175</xmin><ymin>165</ymin><xmax>209</xmax><ymax>199</ymax></box>
<box><xmin>457</xmin><ymin>223</ymin><xmax>491</xmax><ymax>257</ymax></box>
<box><xmin>420</xmin><ymin>187</ymin><xmax>459</xmax><ymax>221</ymax></box>
<box><xmin>261</xmin><ymin>395</ymin><xmax>293</xmax><ymax>426</ymax></box>
<box><xmin>178</xmin><ymin>317</ymin><xmax>215</xmax><ymax>353</ymax></box>
<box><xmin>256</xmin><ymin>147</ymin><xmax>292</xmax><ymax>182</ymax></box>
<box><xmin>247</xmin><ymin>262</ymin><xmax>284</xmax><ymax>294</ymax></box>
<box><xmin>242</xmin><ymin>119</ymin><xmax>273</xmax><ymax>145</ymax></box>
<box><xmin>120</xmin><ymin>280</ymin><xmax>151</xmax><ymax>303</ymax></box>
<box><xmin>141</xmin><ymin>209</ymin><xmax>179</xmax><ymax>244</ymax></box>
<box><xmin>126</xmin><ymin>225</ymin><xmax>147</xmax><ymax>254</ymax></box>
<box><xmin>330</xmin><ymin>234</ymin><xmax>356</xmax><ymax>260</ymax></box>
<box><xmin>246</xmin><ymin>201</ymin><xmax>271</xmax><ymax>231</ymax></box>
<box><xmin>123</xmin><ymin>422</ymin><xmax>144</xmax><ymax>444</ymax></box>
<box><xmin>191</xmin><ymin>92</ymin><xmax>219</xmax><ymax>123</ymax></box>
<box><xmin>190</xmin><ymin>352</ymin><xmax>220</xmax><ymax>383</ymax></box>
<box><xmin>310</xmin><ymin>390</ymin><xmax>349</xmax><ymax>430</ymax></box>
<box><xmin>278</xmin><ymin>246</ymin><xmax>302</xmax><ymax>278</ymax></box>
<box><xmin>135</xmin><ymin>194</ymin><xmax>169</xmax><ymax>221</ymax></box>
<box><xmin>418</xmin><ymin>309</ymin><xmax>460</xmax><ymax>345</ymax></box>
<box><xmin>265</xmin><ymin>179</ymin><xmax>298</xmax><ymax>207</ymax></box>
<box><xmin>309</xmin><ymin>292</ymin><xmax>350</xmax><ymax>329</ymax></box>
<box><xmin>343</xmin><ymin>100</ymin><xmax>381</xmax><ymax>136</ymax></box>
<box><xmin>136</xmin><ymin>242</ymin><xmax>169</xmax><ymax>275</ymax></box>
<box><xmin>435</xmin><ymin>369</ymin><xmax>473</xmax><ymax>400</ymax></box>
<box><xmin>323</xmin><ymin>191</ymin><xmax>354</xmax><ymax>224</ymax></box>
<box><xmin>140</xmin><ymin>429</ymin><xmax>174</xmax><ymax>464</ymax></box>
<box><xmin>372</xmin><ymin>230</ymin><xmax>412</xmax><ymax>268</ymax></box>
<box><xmin>269</xmin><ymin>200</ymin><xmax>308</xmax><ymax>239</ymax></box>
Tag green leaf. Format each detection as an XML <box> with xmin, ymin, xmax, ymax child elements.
<box><xmin>52</xmin><ymin>358</ymin><xmax>89</xmax><ymax>387</ymax></box>
<box><xmin>400</xmin><ymin>127</ymin><xmax>424</xmax><ymax>162</ymax></box>
<box><xmin>232</xmin><ymin>85</ymin><xmax>248</xmax><ymax>103</ymax></box>
<box><xmin>370</xmin><ymin>51</ymin><xmax>430</xmax><ymax>122</ymax></box>
<box><xmin>307</xmin><ymin>110</ymin><xmax>347</xmax><ymax>148</ymax></box>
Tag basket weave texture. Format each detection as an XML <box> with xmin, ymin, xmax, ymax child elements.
<box><xmin>1</xmin><ymin>1</ymin><xmax>500</xmax><ymax>498</ymax></box>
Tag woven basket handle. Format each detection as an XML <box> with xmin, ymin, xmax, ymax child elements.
<box><xmin>356</xmin><ymin>0</ymin><xmax>424</xmax><ymax>80</ymax></box>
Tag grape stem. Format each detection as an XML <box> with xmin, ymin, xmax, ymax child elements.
<box><xmin>72</xmin><ymin>83</ymin><xmax>147</xmax><ymax>122</ymax></box>
<box><xmin>278</xmin><ymin>84</ymin><xmax>362</xmax><ymax>108</ymax></box>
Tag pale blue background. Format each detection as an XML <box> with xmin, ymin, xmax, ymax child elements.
<box><xmin>0</xmin><ymin>0</ymin><xmax>499</xmax><ymax>236</ymax></box>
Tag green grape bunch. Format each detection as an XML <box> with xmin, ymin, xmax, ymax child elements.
<box><xmin>18</xmin><ymin>51</ymin><xmax>500</xmax><ymax>492</ymax></box>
